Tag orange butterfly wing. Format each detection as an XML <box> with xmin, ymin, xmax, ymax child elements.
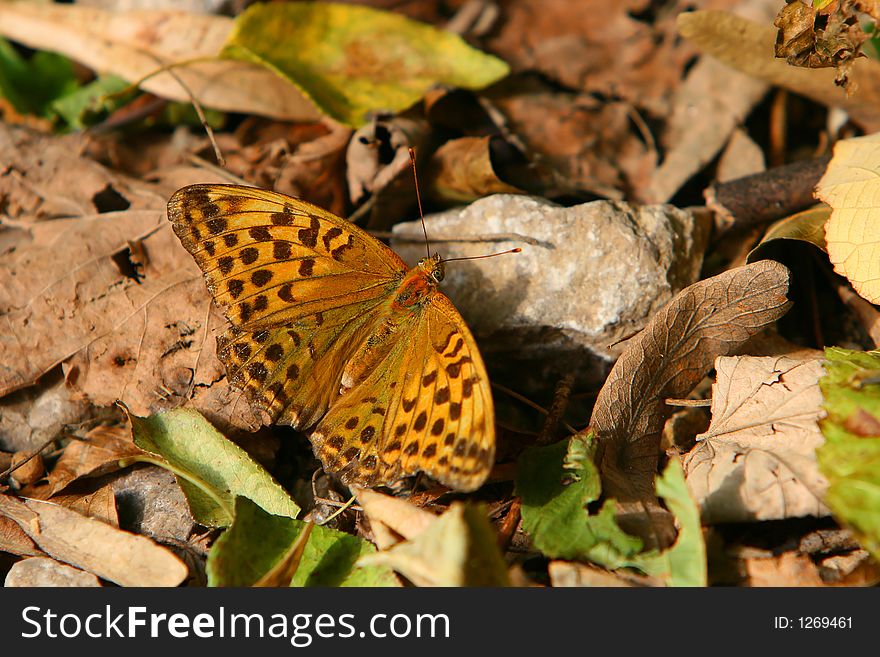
<box><xmin>168</xmin><ymin>184</ymin><xmax>405</xmax><ymax>427</ymax></box>
<box><xmin>311</xmin><ymin>293</ymin><xmax>495</xmax><ymax>492</ymax></box>
<box><xmin>168</xmin><ymin>183</ymin><xmax>495</xmax><ymax>490</ymax></box>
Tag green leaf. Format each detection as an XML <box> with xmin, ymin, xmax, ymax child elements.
<box><xmin>207</xmin><ymin>497</ymin><xmax>397</xmax><ymax>587</ymax></box>
<box><xmin>818</xmin><ymin>348</ymin><xmax>880</xmax><ymax>560</ymax></box>
<box><xmin>127</xmin><ymin>407</ymin><xmax>299</xmax><ymax>526</ymax></box>
<box><xmin>0</xmin><ymin>37</ymin><xmax>78</xmax><ymax>117</ymax></box>
<box><xmin>517</xmin><ymin>436</ymin><xmax>707</xmax><ymax>585</ymax></box>
<box><xmin>516</xmin><ymin>436</ymin><xmax>643</xmax><ymax>567</ymax></box>
<box><xmin>358</xmin><ymin>502</ymin><xmax>510</xmax><ymax>586</ymax></box>
<box><xmin>50</xmin><ymin>75</ymin><xmax>132</xmax><ymax>130</ymax></box>
<box><xmin>221</xmin><ymin>2</ymin><xmax>509</xmax><ymax>127</ymax></box>
<box><xmin>639</xmin><ymin>458</ymin><xmax>707</xmax><ymax>587</ymax></box>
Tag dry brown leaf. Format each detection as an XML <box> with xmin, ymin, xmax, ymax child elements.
<box><xmin>0</xmin><ymin>514</ymin><xmax>44</xmax><ymax>558</ymax></box>
<box><xmin>641</xmin><ymin>0</ymin><xmax>779</xmax><ymax>203</ymax></box>
<box><xmin>9</xmin><ymin>450</ymin><xmax>45</xmax><ymax>487</ymax></box>
<box><xmin>487</xmin><ymin>81</ymin><xmax>651</xmax><ymax>199</ymax></box>
<box><xmin>818</xmin><ymin>549</ymin><xmax>880</xmax><ymax>586</ymax></box>
<box><xmin>345</xmin><ymin>115</ymin><xmax>430</xmax><ymax>230</ymax></box>
<box><xmin>484</xmin><ymin>0</ymin><xmax>705</xmax><ymax>117</ymax></box>
<box><xmin>548</xmin><ymin>561</ymin><xmax>660</xmax><ymax>587</ymax></box>
<box><xmin>678</xmin><ymin>10</ymin><xmax>880</xmax><ymax>132</ymax></box>
<box><xmin>0</xmin><ymin>124</ymin><xmax>166</xmax><ymax>223</ymax></box>
<box><xmin>742</xmin><ymin>551</ymin><xmax>826</xmax><ymax>587</ymax></box>
<box><xmin>588</xmin><ymin>260</ymin><xmax>793</xmax><ymax>501</ymax></box>
<box><xmin>4</xmin><ymin>556</ymin><xmax>102</xmax><ymax>587</ymax></box>
<box><xmin>774</xmin><ymin>0</ymin><xmax>871</xmax><ymax>87</ymax></box>
<box><xmin>42</xmin><ymin>425</ymin><xmax>142</xmax><ymax>496</ymax></box>
<box><xmin>0</xmin><ymin>141</ymin><xmax>258</xmax><ymax>430</ymax></box>
<box><xmin>358</xmin><ymin>502</ymin><xmax>509</xmax><ymax>586</ymax></box>
<box><xmin>684</xmin><ymin>356</ymin><xmax>829</xmax><ymax>523</ymax></box>
<box><xmin>0</xmin><ymin>494</ymin><xmax>187</xmax><ymax>586</ymax></box>
<box><xmin>50</xmin><ymin>483</ymin><xmax>120</xmax><ymax>527</ymax></box>
<box><xmin>0</xmin><ymin>3</ymin><xmax>320</xmax><ymax>121</ymax></box>
<box><xmin>425</xmin><ymin>136</ymin><xmax>524</xmax><ymax>204</ymax></box>
<box><xmin>354</xmin><ymin>488</ymin><xmax>435</xmax><ymax>550</ymax></box>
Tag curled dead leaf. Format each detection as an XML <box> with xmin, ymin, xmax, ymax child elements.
<box><xmin>774</xmin><ymin>0</ymin><xmax>872</xmax><ymax>87</ymax></box>
<box><xmin>587</xmin><ymin>260</ymin><xmax>793</xmax><ymax>501</ymax></box>
<box><xmin>425</xmin><ymin>136</ymin><xmax>525</xmax><ymax>204</ymax></box>
<box><xmin>41</xmin><ymin>425</ymin><xmax>142</xmax><ymax>497</ymax></box>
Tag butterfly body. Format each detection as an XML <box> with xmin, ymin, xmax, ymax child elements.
<box><xmin>168</xmin><ymin>184</ymin><xmax>494</xmax><ymax>492</ymax></box>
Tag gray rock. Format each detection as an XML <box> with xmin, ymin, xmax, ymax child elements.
<box><xmin>0</xmin><ymin>370</ymin><xmax>95</xmax><ymax>453</ymax></box>
<box><xmin>5</xmin><ymin>557</ymin><xmax>101</xmax><ymax>587</ymax></box>
<box><xmin>111</xmin><ymin>466</ymin><xmax>195</xmax><ymax>542</ymax></box>
<box><xmin>392</xmin><ymin>195</ymin><xmax>709</xmax><ymax>387</ymax></box>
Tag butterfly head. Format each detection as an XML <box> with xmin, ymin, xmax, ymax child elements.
<box><xmin>417</xmin><ymin>253</ymin><xmax>445</xmax><ymax>284</ymax></box>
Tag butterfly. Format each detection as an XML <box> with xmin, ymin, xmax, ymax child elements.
<box><xmin>167</xmin><ymin>184</ymin><xmax>495</xmax><ymax>492</ymax></box>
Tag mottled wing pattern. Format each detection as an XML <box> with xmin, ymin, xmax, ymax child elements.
<box><xmin>311</xmin><ymin>293</ymin><xmax>495</xmax><ymax>492</ymax></box>
<box><xmin>167</xmin><ymin>184</ymin><xmax>406</xmax><ymax>427</ymax></box>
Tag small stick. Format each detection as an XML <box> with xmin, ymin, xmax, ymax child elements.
<box><xmin>537</xmin><ymin>373</ymin><xmax>575</xmax><ymax>445</ymax></box>
<box><xmin>0</xmin><ymin>437</ymin><xmax>56</xmax><ymax>481</ymax></box>
<box><xmin>665</xmin><ymin>398</ymin><xmax>712</xmax><ymax>408</ymax></box>
<box><xmin>497</xmin><ymin>497</ymin><xmax>522</xmax><ymax>551</ymax></box>
<box><xmin>492</xmin><ymin>382</ymin><xmax>578</xmax><ymax>435</ymax></box>
<box><xmin>768</xmin><ymin>89</ymin><xmax>788</xmax><ymax>168</ymax></box>
<box><xmin>706</xmin><ymin>155</ymin><xmax>831</xmax><ymax>235</ymax></box>
<box><xmin>321</xmin><ymin>495</ymin><xmax>358</xmax><ymax>525</ymax></box>
<box><xmin>314</xmin><ymin>496</ymin><xmax>364</xmax><ymax>512</ymax></box>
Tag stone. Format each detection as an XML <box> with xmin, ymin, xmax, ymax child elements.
<box><xmin>111</xmin><ymin>465</ymin><xmax>195</xmax><ymax>542</ymax></box>
<box><xmin>392</xmin><ymin>194</ymin><xmax>709</xmax><ymax>387</ymax></box>
<box><xmin>0</xmin><ymin>370</ymin><xmax>95</xmax><ymax>453</ymax></box>
<box><xmin>5</xmin><ymin>557</ymin><xmax>101</xmax><ymax>587</ymax></box>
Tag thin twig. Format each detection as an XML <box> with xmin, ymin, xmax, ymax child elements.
<box><xmin>665</xmin><ymin>398</ymin><xmax>712</xmax><ymax>407</ymax></box>
<box><xmin>0</xmin><ymin>437</ymin><xmax>56</xmax><ymax>481</ymax></box>
<box><xmin>137</xmin><ymin>54</ymin><xmax>225</xmax><ymax>167</ymax></box>
<box><xmin>492</xmin><ymin>382</ymin><xmax>578</xmax><ymax>435</ymax></box>
<box><xmin>186</xmin><ymin>154</ymin><xmax>251</xmax><ymax>185</ymax></box>
<box><xmin>320</xmin><ymin>495</ymin><xmax>358</xmax><ymax>524</ymax></box>
<box><xmin>497</xmin><ymin>497</ymin><xmax>521</xmax><ymax>551</ymax></box>
<box><xmin>314</xmin><ymin>496</ymin><xmax>364</xmax><ymax>512</ymax></box>
<box><xmin>537</xmin><ymin>373</ymin><xmax>575</xmax><ymax>445</ymax></box>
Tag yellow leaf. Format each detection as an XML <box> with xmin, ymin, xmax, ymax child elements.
<box><xmin>221</xmin><ymin>2</ymin><xmax>509</xmax><ymax>127</ymax></box>
<box><xmin>815</xmin><ymin>133</ymin><xmax>880</xmax><ymax>303</ymax></box>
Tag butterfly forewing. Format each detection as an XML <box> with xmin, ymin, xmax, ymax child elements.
<box><xmin>168</xmin><ymin>184</ymin><xmax>406</xmax><ymax>329</ymax></box>
<box><xmin>168</xmin><ymin>183</ymin><xmax>496</xmax><ymax>491</ymax></box>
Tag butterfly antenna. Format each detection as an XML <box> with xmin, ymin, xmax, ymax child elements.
<box><xmin>442</xmin><ymin>248</ymin><xmax>522</xmax><ymax>263</ymax></box>
<box><xmin>409</xmin><ymin>147</ymin><xmax>430</xmax><ymax>259</ymax></box>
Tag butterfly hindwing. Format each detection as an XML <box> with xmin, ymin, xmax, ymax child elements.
<box><xmin>217</xmin><ymin>301</ymin><xmax>388</xmax><ymax>428</ymax></box>
<box><xmin>311</xmin><ymin>292</ymin><xmax>495</xmax><ymax>492</ymax></box>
